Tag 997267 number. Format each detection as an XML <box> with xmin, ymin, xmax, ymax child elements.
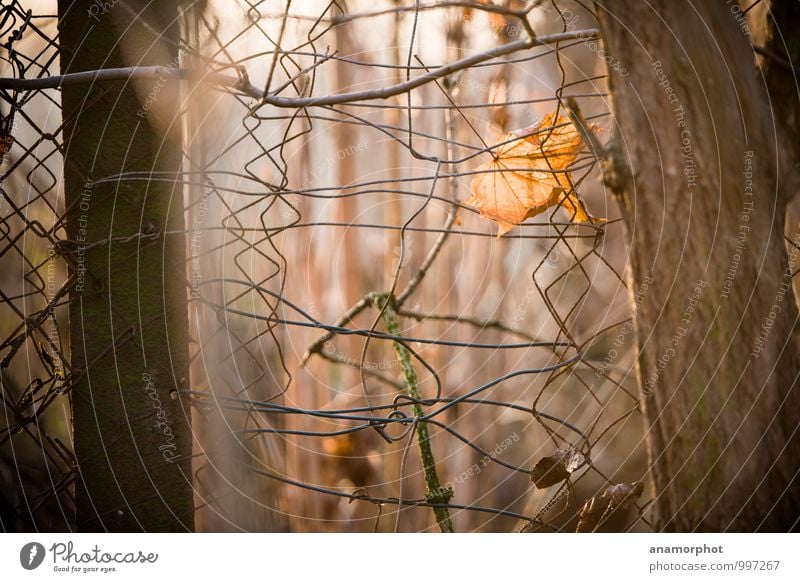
<box><xmin>735</xmin><ymin>560</ymin><xmax>780</xmax><ymax>571</ymax></box>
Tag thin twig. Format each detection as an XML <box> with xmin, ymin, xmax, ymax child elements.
<box><xmin>0</xmin><ymin>30</ymin><xmax>600</xmax><ymax>108</ymax></box>
<box><xmin>377</xmin><ymin>294</ymin><xmax>454</xmax><ymax>532</ymax></box>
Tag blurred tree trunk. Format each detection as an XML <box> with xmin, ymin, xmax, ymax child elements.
<box><xmin>59</xmin><ymin>1</ymin><xmax>193</xmax><ymax>531</ymax></box>
<box><xmin>597</xmin><ymin>0</ymin><xmax>800</xmax><ymax>531</ymax></box>
<box><xmin>763</xmin><ymin>0</ymin><xmax>800</xmax><ymax>167</ymax></box>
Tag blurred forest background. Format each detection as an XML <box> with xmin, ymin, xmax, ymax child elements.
<box><xmin>1</xmin><ymin>0</ymin><xmax>796</xmax><ymax>532</ymax></box>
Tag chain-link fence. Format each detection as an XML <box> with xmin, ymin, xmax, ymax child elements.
<box><xmin>1</xmin><ymin>0</ymin><xmax>652</xmax><ymax>532</ymax></box>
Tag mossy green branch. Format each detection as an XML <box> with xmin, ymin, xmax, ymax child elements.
<box><xmin>374</xmin><ymin>293</ymin><xmax>454</xmax><ymax>532</ymax></box>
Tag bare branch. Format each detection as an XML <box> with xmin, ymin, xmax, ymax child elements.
<box><xmin>0</xmin><ymin>30</ymin><xmax>599</xmax><ymax>108</ymax></box>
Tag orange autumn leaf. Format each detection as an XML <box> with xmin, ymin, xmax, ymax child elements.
<box><xmin>465</xmin><ymin>111</ymin><xmax>605</xmax><ymax>235</ymax></box>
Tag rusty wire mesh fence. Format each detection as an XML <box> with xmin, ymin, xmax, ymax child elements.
<box><xmin>0</xmin><ymin>0</ymin><xmax>651</xmax><ymax>532</ymax></box>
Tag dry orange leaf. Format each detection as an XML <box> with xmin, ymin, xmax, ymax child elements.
<box><xmin>466</xmin><ymin>111</ymin><xmax>604</xmax><ymax>235</ymax></box>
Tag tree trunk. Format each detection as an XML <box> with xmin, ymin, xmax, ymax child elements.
<box><xmin>59</xmin><ymin>0</ymin><xmax>193</xmax><ymax>531</ymax></box>
<box><xmin>596</xmin><ymin>0</ymin><xmax>800</xmax><ymax>531</ymax></box>
<box><xmin>763</xmin><ymin>0</ymin><xmax>800</xmax><ymax>168</ymax></box>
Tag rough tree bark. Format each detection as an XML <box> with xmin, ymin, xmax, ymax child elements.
<box><xmin>595</xmin><ymin>1</ymin><xmax>800</xmax><ymax>531</ymax></box>
<box><xmin>763</xmin><ymin>0</ymin><xmax>800</xmax><ymax>164</ymax></box>
<box><xmin>59</xmin><ymin>1</ymin><xmax>193</xmax><ymax>531</ymax></box>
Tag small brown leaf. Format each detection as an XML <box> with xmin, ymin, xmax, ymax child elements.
<box><xmin>576</xmin><ymin>481</ymin><xmax>644</xmax><ymax>532</ymax></box>
<box><xmin>465</xmin><ymin>111</ymin><xmax>605</xmax><ymax>235</ymax></box>
<box><xmin>531</xmin><ymin>446</ymin><xmax>585</xmax><ymax>489</ymax></box>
